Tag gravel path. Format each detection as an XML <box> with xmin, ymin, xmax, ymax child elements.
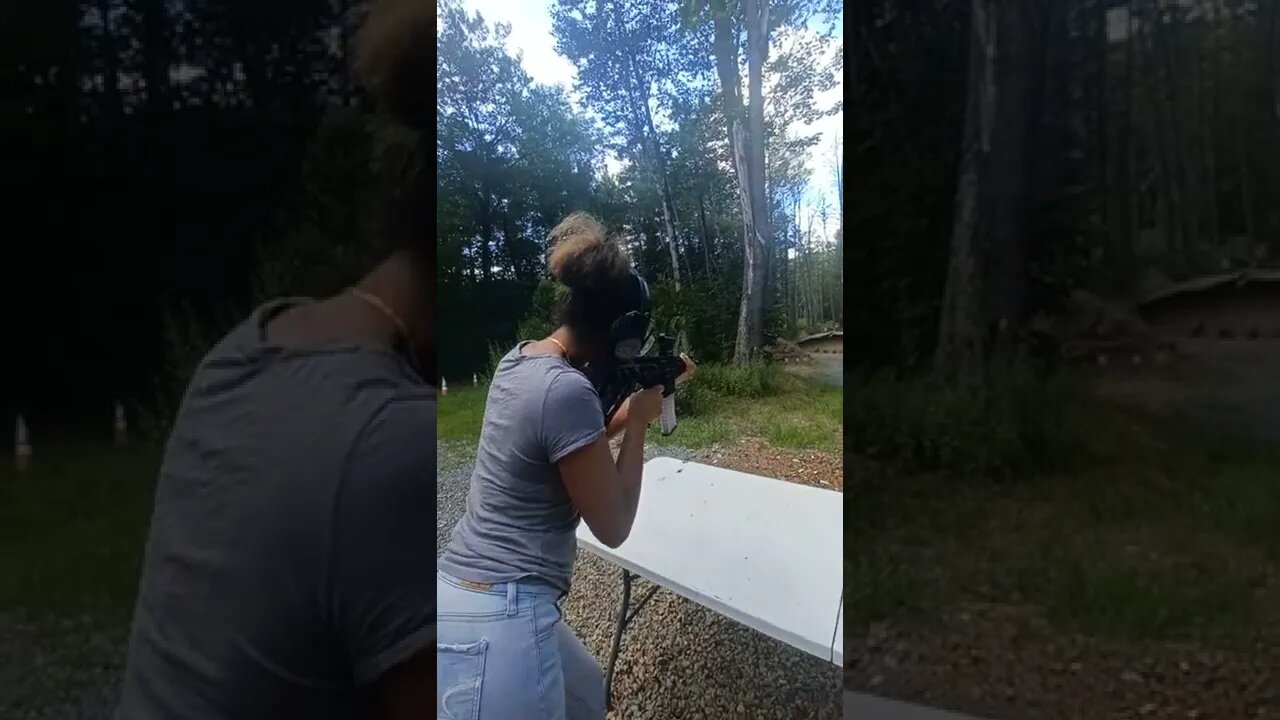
<box><xmin>437</xmin><ymin>441</ymin><xmax>842</xmax><ymax>719</ymax></box>
<box><xmin>810</xmin><ymin>354</ymin><xmax>844</xmax><ymax>388</ymax></box>
<box><xmin>0</xmin><ymin>611</ymin><xmax>125</xmax><ymax>719</ymax></box>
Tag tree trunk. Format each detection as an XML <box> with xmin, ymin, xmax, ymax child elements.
<box><xmin>834</xmin><ymin>134</ymin><xmax>844</xmax><ymax>319</ymax></box>
<box><xmin>804</xmin><ymin>210</ymin><xmax>816</xmax><ymax>325</ymax></box>
<box><xmin>1152</xmin><ymin>1</ymin><xmax>1197</xmax><ymax>262</ymax></box>
<box><xmin>1143</xmin><ymin>1</ymin><xmax>1183</xmax><ymax>259</ymax></box>
<box><xmin>477</xmin><ymin>191</ymin><xmax>493</xmax><ymax>283</ymax></box>
<box><xmin>627</xmin><ymin>57</ymin><xmax>682</xmax><ymax>291</ymax></box>
<box><xmin>1096</xmin><ymin>0</ymin><xmax>1113</xmax><ymax>290</ymax></box>
<box><xmin>711</xmin><ymin>1</ymin><xmax>767</xmax><ymax>364</ymax></box>
<box><xmin>936</xmin><ymin>0</ymin><xmax>1037</xmax><ymax>378</ymax></box>
<box><xmin>1118</xmin><ymin>0</ymin><xmax>1139</xmax><ymax>293</ymax></box>
<box><xmin>739</xmin><ymin>0</ymin><xmax>771</xmax><ymax>362</ymax></box>
<box><xmin>935</xmin><ymin>0</ymin><xmax>990</xmax><ymax>380</ymax></box>
<box><xmin>1239</xmin><ymin>126</ymin><xmax>1256</xmax><ymax>245</ymax></box>
<box><xmin>1272</xmin><ymin>0</ymin><xmax>1280</xmax><ymax>124</ymax></box>
<box><xmin>697</xmin><ymin>191</ymin><xmax>713</xmax><ymax>272</ymax></box>
<box><xmin>1203</xmin><ymin>0</ymin><xmax>1221</xmax><ymax>248</ymax></box>
<box><xmin>1270</xmin><ymin>0</ymin><xmax>1280</xmax><ymax>259</ymax></box>
<box><xmin>980</xmin><ymin>0</ymin><xmax>1036</xmax><ymax>356</ymax></box>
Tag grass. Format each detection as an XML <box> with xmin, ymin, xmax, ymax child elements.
<box><xmin>438</xmin><ymin>362</ymin><xmax>843</xmax><ymax>453</ymax></box>
<box><xmin>0</xmin><ymin>442</ymin><xmax>159</xmax><ymax>621</ymax></box>
<box><xmin>848</xmin><ymin>371</ymin><xmax>1280</xmax><ymax>647</ymax></box>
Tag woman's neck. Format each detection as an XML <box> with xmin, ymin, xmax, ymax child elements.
<box><xmin>544</xmin><ymin>327</ymin><xmax>590</xmax><ymax>366</ymax></box>
<box><xmin>345</xmin><ymin>252</ymin><xmax>435</xmax><ymax>378</ymax></box>
<box><xmin>354</xmin><ymin>254</ymin><xmax>420</xmax><ymax>335</ymax></box>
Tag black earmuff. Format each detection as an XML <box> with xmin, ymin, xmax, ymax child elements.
<box><xmin>609</xmin><ymin>271</ymin><xmax>652</xmax><ymax>361</ymax></box>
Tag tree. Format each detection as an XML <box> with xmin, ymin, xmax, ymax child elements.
<box><xmin>696</xmin><ymin>0</ymin><xmax>772</xmax><ymax>363</ymax></box>
<box><xmin>553</xmin><ymin>0</ymin><xmax>699</xmax><ymax>290</ymax></box>
<box><xmin>935</xmin><ymin>0</ymin><xmax>1042</xmax><ymax>379</ymax></box>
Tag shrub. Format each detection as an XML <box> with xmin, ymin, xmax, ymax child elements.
<box><xmin>849</xmin><ymin>362</ymin><xmax>1126</xmax><ymax>480</ymax></box>
<box><xmin>675</xmin><ymin>362</ymin><xmax>794</xmax><ymax>417</ymax></box>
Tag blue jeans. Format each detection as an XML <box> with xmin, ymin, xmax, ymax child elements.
<box><xmin>436</xmin><ymin>571</ymin><xmax>605</xmax><ymax>720</ymax></box>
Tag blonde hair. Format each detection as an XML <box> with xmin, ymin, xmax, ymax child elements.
<box><xmin>545</xmin><ymin>213</ymin><xmax>636</xmax><ymax>343</ymax></box>
<box><xmin>547</xmin><ymin>212</ymin><xmax>630</xmax><ymax>294</ymax></box>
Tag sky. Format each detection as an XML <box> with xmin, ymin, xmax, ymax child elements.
<box><xmin>456</xmin><ymin>0</ymin><xmax>844</xmax><ymax>244</ymax></box>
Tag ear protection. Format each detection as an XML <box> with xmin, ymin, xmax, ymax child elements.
<box><xmin>609</xmin><ymin>270</ymin><xmax>652</xmax><ymax>361</ymax></box>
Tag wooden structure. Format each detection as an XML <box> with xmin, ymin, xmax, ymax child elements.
<box><xmin>1138</xmin><ymin>269</ymin><xmax>1280</xmax><ymax>340</ymax></box>
<box><xmin>796</xmin><ymin>330</ymin><xmax>844</xmax><ymax>355</ymax></box>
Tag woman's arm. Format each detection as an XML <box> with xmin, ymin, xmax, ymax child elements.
<box><xmin>605</xmin><ymin>397</ymin><xmax>631</xmax><ymax>439</ymax></box>
<box><xmin>559</xmin><ymin>387</ymin><xmax>663</xmax><ymax>548</ymax></box>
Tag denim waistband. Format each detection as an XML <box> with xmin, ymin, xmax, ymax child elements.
<box><xmin>437</xmin><ymin>569</ymin><xmax>562</xmax><ymax>598</ymax></box>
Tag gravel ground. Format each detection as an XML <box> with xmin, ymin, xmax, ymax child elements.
<box><xmin>846</xmin><ymin>603</ymin><xmax>1280</xmax><ymax>720</ymax></box>
<box><xmin>3</xmin><ymin>438</ymin><xmax>840</xmax><ymax>719</ymax></box>
<box><xmin>0</xmin><ymin>611</ymin><xmax>125</xmax><ymax>719</ymax></box>
<box><xmin>437</xmin><ymin>441</ymin><xmax>843</xmax><ymax>719</ymax></box>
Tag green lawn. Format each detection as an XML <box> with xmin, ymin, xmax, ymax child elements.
<box><xmin>0</xmin><ymin>365</ymin><xmax>842</xmax><ymax>620</ymax></box>
<box><xmin>849</xmin><ymin>384</ymin><xmax>1280</xmax><ymax>647</ymax></box>
<box><xmin>438</xmin><ymin>364</ymin><xmax>843</xmax><ymax>453</ymax></box>
<box><xmin>0</xmin><ymin>443</ymin><xmax>159</xmax><ymax>620</ymax></box>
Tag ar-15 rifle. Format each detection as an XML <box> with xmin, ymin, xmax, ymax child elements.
<box><xmin>590</xmin><ymin>334</ymin><xmax>686</xmax><ymax>435</ymax></box>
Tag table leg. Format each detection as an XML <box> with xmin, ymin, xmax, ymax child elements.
<box><xmin>603</xmin><ymin>568</ymin><xmax>631</xmax><ymax>711</ymax></box>
<box><xmin>603</xmin><ymin>569</ymin><xmax>663</xmax><ymax>711</ymax></box>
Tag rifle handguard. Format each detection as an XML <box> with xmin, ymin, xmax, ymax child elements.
<box><xmin>591</xmin><ymin>335</ymin><xmax>684</xmax><ymax>435</ymax></box>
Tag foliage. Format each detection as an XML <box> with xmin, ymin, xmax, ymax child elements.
<box><xmin>253</xmin><ymin>108</ymin><xmax>383</xmax><ymax>303</ymax></box>
<box><xmin>439</xmin><ymin>366</ymin><xmax>841</xmax><ymax>452</ymax></box>
<box><xmin>850</xmin><ymin>410</ymin><xmax>1280</xmax><ymax>644</ymax></box>
<box><xmin>848</xmin><ymin>363</ymin><xmax>1136</xmax><ymax>481</ymax></box>
<box><xmin>437</xmin><ymin>0</ymin><xmax>844</xmax><ymax>378</ymax></box>
<box><xmin>853</xmin><ymin>0</ymin><xmax>1280</xmax><ymax>369</ymax></box>
<box><xmin>514</xmin><ymin>279</ymin><xmax>568</xmax><ymax>346</ymax></box>
<box><xmin>144</xmin><ymin>106</ymin><xmax>390</xmax><ymax>437</ymax></box>
<box><xmin>677</xmin><ymin>361</ymin><xmax>796</xmax><ymax>415</ymax></box>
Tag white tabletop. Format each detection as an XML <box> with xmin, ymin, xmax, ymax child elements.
<box><xmin>576</xmin><ymin>456</ymin><xmax>844</xmax><ymax>665</ymax></box>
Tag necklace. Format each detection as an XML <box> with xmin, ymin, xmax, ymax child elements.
<box><xmin>349</xmin><ymin>287</ymin><xmax>427</xmax><ymax>380</ymax></box>
<box><xmin>546</xmin><ymin>336</ymin><xmax>569</xmax><ymax>358</ymax></box>
<box><xmin>350</xmin><ymin>288</ymin><xmax>409</xmax><ymax>343</ymax></box>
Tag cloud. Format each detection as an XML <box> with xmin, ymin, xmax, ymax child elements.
<box><xmin>460</xmin><ymin>0</ymin><xmax>577</xmax><ymax>91</ymax></box>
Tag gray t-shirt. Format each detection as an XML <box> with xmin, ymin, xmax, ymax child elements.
<box><xmin>438</xmin><ymin>344</ymin><xmax>605</xmax><ymax>593</ymax></box>
<box><xmin>116</xmin><ymin>299</ymin><xmax>436</xmax><ymax>720</ymax></box>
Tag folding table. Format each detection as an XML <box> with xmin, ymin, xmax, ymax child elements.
<box><xmin>575</xmin><ymin>456</ymin><xmax>844</xmax><ymax>708</ymax></box>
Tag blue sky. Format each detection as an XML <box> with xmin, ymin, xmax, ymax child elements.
<box><xmin>457</xmin><ymin>0</ymin><xmax>844</xmax><ymax>244</ymax></box>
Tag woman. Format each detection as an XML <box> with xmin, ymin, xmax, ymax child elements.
<box><xmin>437</xmin><ymin>212</ymin><xmax>695</xmax><ymax>719</ymax></box>
<box><xmin>116</xmin><ymin>2</ymin><xmax>437</xmax><ymax>718</ymax></box>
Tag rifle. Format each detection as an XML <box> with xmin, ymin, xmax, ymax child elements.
<box><xmin>590</xmin><ymin>334</ymin><xmax>686</xmax><ymax>435</ymax></box>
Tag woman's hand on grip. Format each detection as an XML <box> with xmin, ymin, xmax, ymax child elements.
<box><xmin>627</xmin><ymin>386</ymin><xmax>664</xmax><ymax>427</ymax></box>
